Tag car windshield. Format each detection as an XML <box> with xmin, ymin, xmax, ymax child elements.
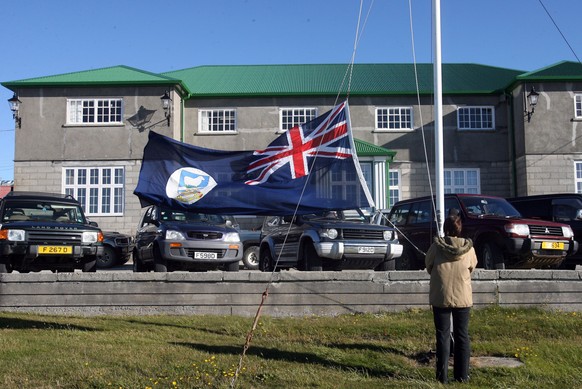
<box><xmin>159</xmin><ymin>209</ymin><xmax>226</xmax><ymax>224</ymax></box>
<box><xmin>460</xmin><ymin>197</ymin><xmax>521</xmax><ymax>218</ymax></box>
<box><xmin>2</xmin><ymin>201</ymin><xmax>86</xmax><ymax>223</ymax></box>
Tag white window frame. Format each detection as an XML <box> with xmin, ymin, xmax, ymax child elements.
<box><xmin>67</xmin><ymin>98</ymin><xmax>123</xmax><ymax>125</ymax></box>
<box><xmin>457</xmin><ymin>106</ymin><xmax>495</xmax><ymax>130</ymax></box>
<box><xmin>376</xmin><ymin>107</ymin><xmax>413</xmax><ymax>131</ymax></box>
<box><xmin>388</xmin><ymin>169</ymin><xmax>401</xmax><ymax>205</ymax></box>
<box><xmin>574</xmin><ymin>95</ymin><xmax>582</xmax><ymax>119</ymax></box>
<box><xmin>575</xmin><ymin>162</ymin><xmax>582</xmax><ymax>193</ymax></box>
<box><xmin>63</xmin><ymin>167</ymin><xmax>125</xmax><ymax>216</ymax></box>
<box><xmin>444</xmin><ymin>168</ymin><xmax>480</xmax><ymax>194</ymax></box>
<box><xmin>279</xmin><ymin>107</ymin><xmax>317</xmax><ymax>132</ymax></box>
<box><xmin>198</xmin><ymin>108</ymin><xmax>237</xmax><ymax>133</ymax></box>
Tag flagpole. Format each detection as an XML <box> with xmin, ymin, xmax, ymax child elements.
<box><xmin>433</xmin><ymin>0</ymin><xmax>445</xmax><ymax>237</ymax></box>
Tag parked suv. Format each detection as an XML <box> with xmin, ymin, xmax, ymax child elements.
<box><xmin>508</xmin><ymin>193</ymin><xmax>582</xmax><ymax>269</ymax></box>
<box><xmin>386</xmin><ymin>194</ymin><xmax>577</xmax><ymax>270</ymax></box>
<box><xmin>0</xmin><ymin>191</ymin><xmax>104</xmax><ymax>273</ymax></box>
<box><xmin>258</xmin><ymin>209</ymin><xmax>403</xmax><ymax>271</ymax></box>
<box><xmin>133</xmin><ymin>205</ymin><xmax>242</xmax><ymax>272</ymax></box>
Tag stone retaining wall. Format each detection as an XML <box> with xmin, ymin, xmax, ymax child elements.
<box><xmin>1</xmin><ymin>269</ymin><xmax>581</xmax><ymax>316</ymax></box>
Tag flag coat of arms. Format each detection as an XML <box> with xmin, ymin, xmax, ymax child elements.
<box><xmin>134</xmin><ymin>101</ymin><xmax>375</xmax><ymax>215</ymax></box>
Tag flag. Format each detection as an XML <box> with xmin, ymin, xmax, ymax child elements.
<box><xmin>134</xmin><ymin>101</ymin><xmax>375</xmax><ymax>215</ymax></box>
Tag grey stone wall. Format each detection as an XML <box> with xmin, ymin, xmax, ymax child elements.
<box><xmin>0</xmin><ymin>270</ymin><xmax>580</xmax><ymax>316</ymax></box>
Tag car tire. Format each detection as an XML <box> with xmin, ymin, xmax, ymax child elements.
<box><xmin>396</xmin><ymin>246</ymin><xmax>416</xmax><ymax>270</ymax></box>
<box><xmin>479</xmin><ymin>242</ymin><xmax>503</xmax><ymax>270</ymax></box>
<box><xmin>259</xmin><ymin>248</ymin><xmax>273</xmax><ymax>272</ymax></box>
<box><xmin>82</xmin><ymin>259</ymin><xmax>97</xmax><ymax>272</ymax></box>
<box><xmin>303</xmin><ymin>243</ymin><xmax>323</xmax><ymax>271</ymax></box>
<box><xmin>153</xmin><ymin>246</ymin><xmax>168</xmax><ymax>272</ymax></box>
<box><xmin>133</xmin><ymin>252</ymin><xmax>148</xmax><ymax>272</ymax></box>
<box><xmin>242</xmin><ymin>246</ymin><xmax>260</xmax><ymax>270</ymax></box>
<box><xmin>225</xmin><ymin>261</ymin><xmax>239</xmax><ymax>272</ymax></box>
<box><xmin>97</xmin><ymin>246</ymin><xmax>117</xmax><ymax>269</ymax></box>
<box><xmin>0</xmin><ymin>261</ymin><xmax>12</xmax><ymax>273</ymax></box>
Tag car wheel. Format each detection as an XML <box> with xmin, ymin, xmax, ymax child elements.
<box><xmin>375</xmin><ymin>259</ymin><xmax>396</xmax><ymax>271</ymax></box>
<box><xmin>82</xmin><ymin>259</ymin><xmax>97</xmax><ymax>272</ymax></box>
<box><xmin>225</xmin><ymin>261</ymin><xmax>239</xmax><ymax>272</ymax></box>
<box><xmin>0</xmin><ymin>261</ymin><xmax>13</xmax><ymax>273</ymax></box>
<box><xmin>479</xmin><ymin>242</ymin><xmax>503</xmax><ymax>270</ymax></box>
<box><xmin>97</xmin><ymin>246</ymin><xmax>117</xmax><ymax>269</ymax></box>
<box><xmin>303</xmin><ymin>242</ymin><xmax>322</xmax><ymax>271</ymax></box>
<box><xmin>396</xmin><ymin>247</ymin><xmax>416</xmax><ymax>270</ymax></box>
<box><xmin>242</xmin><ymin>246</ymin><xmax>260</xmax><ymax>270</ymax></box>
<box><xmin>259</xmin><ymin>248</ymin><xmax>273</xmax><ymax>272</ymax></box>
<box><xmin>153</xmin><ymin>246</ymin><xmax>168</xmax><ymax>272</ymax></box>
<box><xmin>133</xmin><ymin>251</ymin><xmax>148</xmax><ymax>272</ymax></box>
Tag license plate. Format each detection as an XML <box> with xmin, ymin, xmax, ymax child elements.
<box><xmin>541</xmin><ymin>241</ymin><xmax>564</xmax><ymax>250</ymax></box>
<box><xmin>358</xmin><ymin>247</ymin><xmax>375</xmax><ymax>254</ymax></box>
<box><xmin>38</xmin><ymin>245</ymin><xmax>72</xmax><ymax>255</ymax></box>
<box><xmin>194</xmin><ymin>252</ymin><xmax>217</xmax><ymax>259</ymax></box>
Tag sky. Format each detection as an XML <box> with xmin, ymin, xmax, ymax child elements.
<box><xmin>1</xmin><ymin>0</ymin><xmax>582</xmax><ymax>181</ymax></box>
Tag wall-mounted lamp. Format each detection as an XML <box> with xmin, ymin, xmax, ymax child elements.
<box><xmin>524</xmin><ymin>87</ymin><xmax>539</xmax><ymax>123</ymax></box>
<box><xmin>8</xmin><ymin>93</ymin><xmax>22</xmax><ymax>128</ymax></box>
<box><xmin>160</xmin><ymin>91</ymin><xmax>171</xmax><ymax>126</ymax></box>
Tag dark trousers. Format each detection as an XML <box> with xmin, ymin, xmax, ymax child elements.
<box><xmin>432</xmin><ymin>306</ymin><xmax>471</xmax><ymax>383</ymax></box>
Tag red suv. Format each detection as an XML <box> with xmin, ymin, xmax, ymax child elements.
<box><xmin>386</xmin><ymin>194</ymin><xmax>577</xmax><ymax>270</ymax></box>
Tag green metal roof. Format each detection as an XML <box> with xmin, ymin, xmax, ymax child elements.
<box><xmin>516</xmin><ymin>61</ymin><xmax>582</xmax><ymax>81</ymax></box>
<box><xmin>2</xmin><ymin>65</ymin><xmax>181</xmax><ymax>89</ymax></box>
<box><xmin>354</xmin><ymin>139</ymin><xmax>396</xmax><ymax>160</ymax></box>
<box><xmin>162</xmin><ymin>63</ymin><xmax>524</xmax><ymax>97</ymax></box>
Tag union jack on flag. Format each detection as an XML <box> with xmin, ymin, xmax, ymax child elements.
<box><xmin>245</xmin><ymin>101</ymin><xmax>352</xmax><ymax>185</ymax></box>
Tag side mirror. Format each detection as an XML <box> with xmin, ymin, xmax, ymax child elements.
<box><xmin>576</xmin><ymin>209</ymin><xmax>582</xmax><ymax>220</ymax></box>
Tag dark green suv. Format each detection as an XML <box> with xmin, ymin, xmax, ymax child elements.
<box><xmin>0</xmin><ymin>192</ymin><xmax>104</xmax><ymax>273</ymax></box>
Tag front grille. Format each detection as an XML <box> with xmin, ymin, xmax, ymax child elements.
<box><xmin>342</xmin><ymin>229</ymin><xmax>384</xmax><ymax>240</ymax></box>
<box><xmin>185</xmin><ymin>248</ymin><xmax>226</xmax><ymax>258</ymax></box>
<box><xmin>187</xmin><ymin>231</ymin><xmax>222</xmax><ymax>240</ymax></box>
<box><xmin>27</xmin><ymin>230</ymin><xmax>83</xmax><ymax>244</ymax></box>
<box><xmin>528</xmin><ymin>225</ymin><xmax>563</xmax><ymax>237</ymax></box>
<box><xmin>113</xmin><ymin>237</ymin><xmax>131</xmax><ymax>246</ymax></box>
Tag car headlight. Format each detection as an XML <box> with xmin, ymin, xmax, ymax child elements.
<box><xmin>562</xmin><ymin>226</ymin><xmax>574</xmax><ymax>239</ymax></box>
<box><xmin>320</xmin><ymin>228</ymin><xmax>338</xmax><ymax>240</ymax></box>
<box><xmin>166</xmin><ymin>230</ymin><xmax>186</xmax><ymax>240</ymax></box>
<box><xmin>505</xmin><ymin>223</ymin><xmax>530</xmax><ymax>237</ymax></box>
<box><xmin>224</xmin><ymin>232</ymin><xmax>240</xmax><ymax>242</ymax></box>
<box><xmin>2</xmin><ymin>229</ymin><xmax>26</xmax><ymax>242</ymax></box>
<box><xmin>82</xmin><ymin>231</ymin><xmax>99</xmax><ymax>243</ymax></box>
<box><xmin>383</xmin><ymin>230</ymin><xmax>395</xmax><ymax>241</ymax></box>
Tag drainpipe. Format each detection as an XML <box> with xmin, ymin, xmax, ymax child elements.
<box><xmin>180</xmin><ymin>97</ymin><xmax>185</xmax><ymax>142</ymax></box>
<box><xmin>507</xmin><ymin>91</ymin><xmax>518</xmax><ymax>196</ymax></box>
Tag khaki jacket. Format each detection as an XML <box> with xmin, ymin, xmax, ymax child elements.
<box><xmin>425</xmin><ymin>236</ymin><xmax>478</xmax><ymax>308</ymax></box>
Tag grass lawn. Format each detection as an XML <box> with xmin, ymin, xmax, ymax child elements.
<box><xmin>0</xmin><ymin>306</ymin><xmax>580</xmax><ymax>388</ymax></box>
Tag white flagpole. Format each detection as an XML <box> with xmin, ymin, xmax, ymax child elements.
<box><xmin>433</xmin><ymin>0</ymin><xmax>445</xmax><ymax>237</ymax></box>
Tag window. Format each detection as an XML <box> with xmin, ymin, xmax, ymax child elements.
<box><xmin>63</xmin><ymin>167</ymin><xmax>125</xmax><ymax>216</ymax></box>
<box><xmin>389</xmin><ymin>169</ymin><xmax>400</xmax><ymax>205</ymax></box>
<box><xmin>199</xmin><ymin>109</ymin><xmax>236</xmax><ymax>133</ymax></box>
<box><xmin>444</xmin><ymin>169</ymin><xmax>480</xmax><ymax>194</ymax></box>
<box><xmin>457</xmin><ymin>106</ymin><xmax>494</xmax><ymax>130</ymax></box>
<box><xmin>576</xmin><ymin>162</ymin><xmax>582</xmax><ymax>193</ymax></box>
<box><xmin>280</xmin><ymin>108</ymin><xmax>317</xmax><ymax>131</ymax></box>
<box><xmin>376</xmin><ymin>107</ymin><xmax>413</xmax><ymax>130</ymax></box>
<box><xmin>67</xmin><ymin>98</ymin><xmax>123</xmax><ymax>125</ymax></box>
<box><xmin>575</xmin><ymin>95</ymin><xmax>582</xmax><ymax>119</ymax></box>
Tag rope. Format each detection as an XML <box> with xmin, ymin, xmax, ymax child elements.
<box><xmin>229</xmin><ymin>3</ymin><xmax>371</xmax><ymax>387</ymax></box>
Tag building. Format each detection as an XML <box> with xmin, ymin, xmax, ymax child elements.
<box><xmin>2</xmin><ymin>62</ymin><xmax>582</xmax><ymax>235</ymax></box>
